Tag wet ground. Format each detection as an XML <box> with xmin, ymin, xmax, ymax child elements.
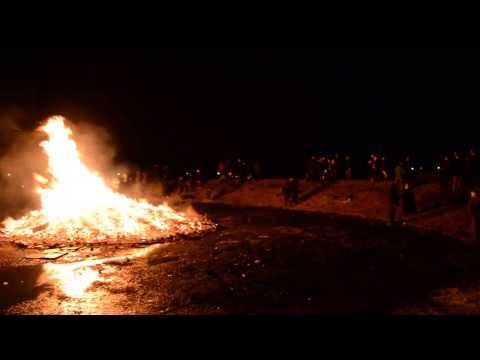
<box><xmin>2</xmin><ymin>203</ymin><xmax>480</xmax><ymax>315</ymax></box>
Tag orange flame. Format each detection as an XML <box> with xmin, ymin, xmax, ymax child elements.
<box><xmin>2</xmin><ymin>116</ymin><xmax>213</xmax><ymax>244</ymax></box>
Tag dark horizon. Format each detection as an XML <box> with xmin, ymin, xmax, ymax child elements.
<box><xmin>1</xmin><ymin>47</ymin><xmax>478</xmax><ymax>176</ymax></box>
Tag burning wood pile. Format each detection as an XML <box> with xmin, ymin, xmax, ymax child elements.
<box><xmin>0</xmin><ymin>116</ymin><xmax>215</xmax><ymax>248</ymax></box>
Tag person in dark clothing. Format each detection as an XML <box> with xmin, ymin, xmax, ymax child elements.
<box><xmin>335</xmin><ymin>154</ymin><xmax>345</xmax><ymax>180</ymax></box>
<box><xmin>344</xmin><ymin>155</ymin><xmax>352</xmax><ymax>179</ymax></box>
<box><xmin>380</xmin><ymin>156</ymin><xmax>388</xmax><ymax>180</ymax></box>
<box><xmin>317</xmin><ymin>156</ymin><xmax>326</xmax><ymax>182</ymax></box>
<box><xmin>388</xmin><ymin>182</ymin><xmax>401</xmax><ymax>225</ymax></box>
<box><xmin>252</xmin><ymin>161</ymin><xmax>263</xmax><ymax>180</ymax></box>
<box><xmin>451</xmin><ymin>151</ymin><xmax>465</xmax><ymax>194</ymax></box>
<box><xmin>217</xmin><ymin>160</ymin><xmax>226</xmax><ymax>178</ymax></box>
<box><xmin>469</xmin><ymin>187</ymin><xmax>480</xmax><ymax>243</ymax></box>
<box><xmin>368</xmin><ymin>154</ymin><xmax>379</xmax><ymax>182</ymax></box>
<box><xmin>471</xmin><ymin>149</ymin><xmax>480</xmax><ymax>178</ymax></box>
<box><xmin>282</xmin><ymin>178</ymin><xmax>299</xmax><ymax>207</ymax></box>
<box><xmin>330</xmin><ymin>157</ymin><xmax>338</xmax><ymax>180</ymax></box>
<box><xmin>403</xmin><ymin>156</ymin><xmax>416</xmax><ymax>183</ymax></box>
<box><xmin>394</xmin><ymin>161</ymin><xmax>406</xmax><ymax>187</ymax></box>
<box><xmin>466</xmin><ymin>149</ymin><xmax>480</xmax><ymax>187</ymax></box>
<box><xmin>439</xmin><ymin>156</ymin><xmax>451</xmax><ymax>190</ymax></box>
<box><xmin>194</xmin><ymin>168</ymin><xmax>203</xmax><ymax>186</ymax></box>
<box><xmin>305</xmin><ymin>156</ymin><xmax>315</xmax><ymax>181</ymax></box>
<box><xmin>402</xmin><ymin>182</ymin><xmax>417</xmax><ymax>214</ymax></box>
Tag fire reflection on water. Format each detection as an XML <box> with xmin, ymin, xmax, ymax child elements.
<box><xmin>39</xmin><ymin>245</ymin><xmax>160</xmax><ymax>301</ymax></box>
<box><xmin>42</xmin><ymin>263</ymin><xmax>101</xmax><ymax>298</ymax></box>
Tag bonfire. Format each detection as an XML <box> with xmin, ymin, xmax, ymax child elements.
<box><xmin>1</xmin><ymin>116</ymin><xmax>214</xmax><ymax>247</ymax></box>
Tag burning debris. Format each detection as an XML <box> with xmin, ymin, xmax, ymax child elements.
<box><xmin>0</xmin><ymin>116</ymin><xmax>215</xmax><ymax>247</ymax></box>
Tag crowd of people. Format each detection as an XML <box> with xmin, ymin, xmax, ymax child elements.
<box><xmin>112</xmin><ymin>149</ymin><xmax>480</xmax><ymax>209</ymax></box>
<box><xmin>216</xmin><ymin>158</ymin><xmax>262</xmax><ymax>184</ymax></box>
<box><xmin>304</xmin><ymin>154</ymin><xmax>353</xmax><ymax>182</ymax></box>
<box><xmin>438</xmin><ymin>149</ymin><xmax>480</xmax><ymax>193</ymax></box>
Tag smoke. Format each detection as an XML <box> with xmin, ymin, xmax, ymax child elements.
<box><xmin>67</xmin><ymin>119</ymin><xmax>119</xmax><ymax>184</ymax></box>
<box><xmin>0</xmin><ymin>111</ymin><xmax>47</xmax><ymax>218</ymax></box>
<box><xmin>0</xmin><ymin>113</ymin><xmax>128</xmax><ymax>219</ymax></box>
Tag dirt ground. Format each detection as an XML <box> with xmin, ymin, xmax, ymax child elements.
<box><xmin>2</xmin><ymin>204</ymin><xmax>480</xmax><ymax>315</ymax></box>
<box><xmin>199</xmin><ymin>179</ymin><xmax>475</xmax><ymax>243</ymax></box>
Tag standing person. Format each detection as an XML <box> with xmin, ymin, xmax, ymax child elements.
<box><xmin>330</xmin><ymin>157</ymin><xmax>338</xmax><ymax>180</ymax></box>
<box><xmin>344</xmin><ymin>155</ymin><xmax>352</xmax><ymax>179</ymax></box>
<box><xmin>336</xmin><ymin>153</ymin><xmax>345</xmax><ymax>180</ymax></box>
<box><xmin>217</xmin><ymin>160</ymin><xmax>226</xmax><ymax>178</ymax></box>
<box><xmin>466</xmin><ymin>149</ymin><xmax>480</xmax><ymax>188</ymax></box>
<box><xmin>469</xmin><ymin>187</ymin><xmax>480</xmax><ymax>243</ymax></box>
<box><xmin>451</xmin><ymin>151</ymin><xmax>464</xmax><ymax>194</ymax></box>
<box><xmin>282</xmin><ymin>178</ymin><xmax>299</xmax><ymax>207</ymax></box>
<box><xmin>194</xmin><ymin>168</ymin><xmax>203</xmax><ymax>186</ymax></box>
<box><xmin>394</xmin><ymin>160</ymin><xmax>406</xmax><ymax>188</ymax></box>
<box><xmin>380</xmin><ymin>156</ymin><xmax>389</xmax><ymax>180</ymax></box>
<box><xmin>290</xmin><ymin>178</ymin><xmax>299</xmax><ymax>204</ymax></box>
<box><xmin>388</xmin><ymin>182</ymin><xmax>401</xmax><ymax>225</ymax></box>
<box><xmin>402</xmin><ymin>181</ymin><xmax>417</xmax><ymax>214</ymax></box>
<box><xmin>253</xmin><ymin>160</ymin><xmax>263</xmax><ymax>180</ymax></box>
<box><xmin>317</xmin><ymin>156</ymin><xmax>324</xmax><ymax>181</ymax></box>
<box><xmin>368</xmin><ymin>154</ymin><xmax>378</xmax><ymax>182</ymax></box>
<box><xmin>282</xmin><ymin>179</ymin><xmax>292</xmax><ymax>207</ymax></box>
<box><xmin>305</xmin><ymin>156</ymin><xmax>315</xmax><ymax>181</ymax></box>
<box><xmin>439</xmin><ymin>156</ymin><xmax>451</xmax><ymax>190</ymax></box>
<box><xmin>403</xmin><ymin>156</ymin><xmax>413</xmax><ymax>182</ymax></box>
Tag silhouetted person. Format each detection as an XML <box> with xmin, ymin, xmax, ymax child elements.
<box><xmin>319</xmin><ymin>156</ymin><xmax>329</xmax><ymax>182</ymax></box>
<box><xmin>466</xmin><ymin>149</ymin><xmax>480</xmax><ymax>188</ymax></box>
<box><xmin>403</xmin><ymin>156</ymin><xmax>416</xmax><ymax>183</ymax></box>
<box><xmin>194</xmin><ymin>168</ymin><xmax>203</xmax><ymax>186</ymax></box>
<box><xmin>451</xmin><ymin>151</ymin><xmax>465</xmax><ymax>194</ymax></box>
<box><xmin>282</xmin><ymin>178</ymin><xmax>299</xmax><ymax>207</ymax></box>
<box><xmin>217</xmin><ymin>160</ymin><xmax>226</xmax><ymax>178</ymax></box>
<box><xmin>394</xmin><ymin>161</ymin><xmax>406</xmax><ymax>187</ymax></box>
<box><xmin>330</xmin><ymin>158</ymin><xmax>338</xmax><ymax>180</ymax></box>
<box><xmin>368</xmin><ymin>154</ymin><xmax>379</xmax><ymax>182</ymax></box>
<box><xmin>380</xmin><ymin>157</ymin><xmax>388</xmax><ymax>180</ymax></box>
<box><xmin>388</xmin><ymin>182</ymin><xmax>401</xmax><ymax>225</ymax></box>
<box><xmin>250</xmin><ymin>161</ymin><xmax>261</xmax><ymax>180</ymax></box>
<box><xmin>335</xmin><ymin>153</ymin><xmax>345</xmax><ymax>180</ymax></box>
<box><xmin>469</xmin><ymin>187</ymin><xmax>480</xmax><ymax>243</ymax></box>
<box><xmin>439</xmin><ymin>156</ymin><xmax>451</xmax><ymax>190</ymax></box>
<box><xmin>344</xmin><ymin>155</ymin><xmax>352</xmax><ymax>179</ymax></box>
<box><xmin>402</xmin><ymin>182</ymin><xmax>417</xmax><ymax>214</ymax></box>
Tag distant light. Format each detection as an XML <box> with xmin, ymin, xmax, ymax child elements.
<box><xmin>116</xmin><ymin>172</ymin><xmax>121</xmax><ymax>176</ymax></box>
<box><xmin>7</xmin><ymin>173</ymin><xmax>11</xmax><ymax>177</ymax></box>
<box><xmin>410</xmin><ymin>167</ymin><xmax>415</xmax><ymax>171</ymax></box>
<box><xmin>196</xmin><ymin>169</ymin><xmax>200</xmax><ymax>173</ymax></box>
<box><xmin>419</xmin><ymin>166</ymin><xmax>423</xmax><ymax>171</ymax></box>
<box><xmin>217</xmin><ymin>171</ymin><xmax>221</xmax><ymax>176</ymax></box>
<box><xmin>21</xmin><ymin>185</ymin><xmax>25</xmax><ymax>189</ymax></box>
<box><xmin>471</xmin><ymin>191</ymin><xmax>477</xmax><ymax>198</ymax></box>
<box><xmin>437</xmin><ymin>166</ymin><xmax>441</xmax><ymax>171</ymax></box>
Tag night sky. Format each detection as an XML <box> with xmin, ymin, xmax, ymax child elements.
<box><xmin>0</xmin><ymin>47</ymin><xmax>479</xmax><ymax>176</ymax></box>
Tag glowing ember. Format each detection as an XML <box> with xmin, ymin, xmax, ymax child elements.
<box><xmin>2</xmin><ymin>116</ymin><xmax>213</xmax><ymax>245</ymax></box>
